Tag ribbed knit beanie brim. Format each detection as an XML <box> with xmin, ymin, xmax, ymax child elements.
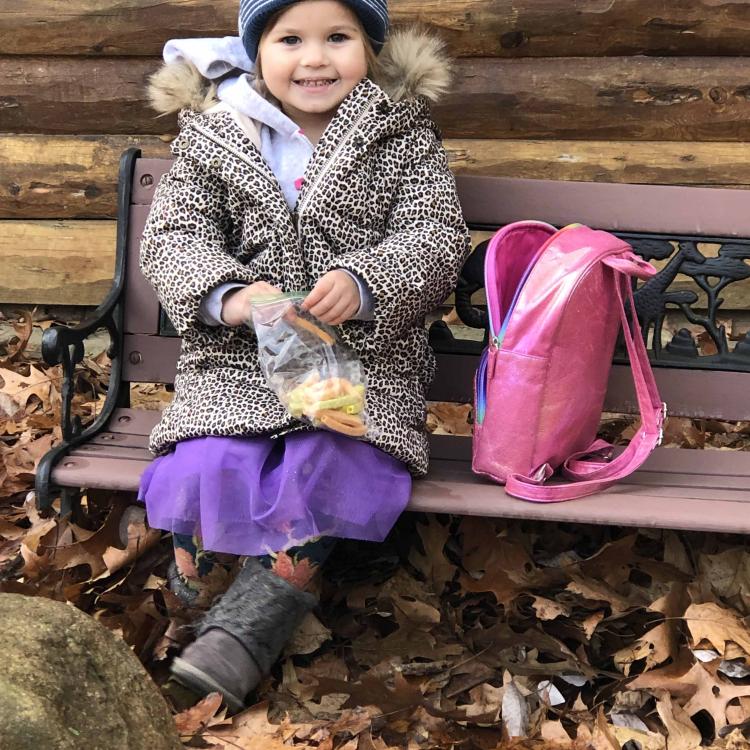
<box><xmin>239</xmin><ymin>0</ymin><xmax>388</xmax><ymax>62</ymax></box>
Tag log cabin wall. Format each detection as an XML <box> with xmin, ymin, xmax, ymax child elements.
<box><xmin>3</xmin><ymin>1</ymin><xmax>750</xmax><ymax>309</ymax></box>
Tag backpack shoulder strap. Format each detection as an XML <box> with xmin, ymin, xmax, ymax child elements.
<box><xmin>504</xmin><ymin>254</ymin><xmax>666</xmax><ymax>503</ymax></box>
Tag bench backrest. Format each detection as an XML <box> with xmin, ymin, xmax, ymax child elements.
<box><xmin>120</xmin><ymin>154</ymin><xmax>750</xmax><ymax>436</ymax></box>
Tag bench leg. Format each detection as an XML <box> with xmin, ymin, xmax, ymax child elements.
<box><xmin>59</xmin><ymin>488</ymin><xmax>83</xmax><ymax>524</ymax></box>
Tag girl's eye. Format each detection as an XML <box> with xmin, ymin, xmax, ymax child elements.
<box><xmin>280</xmin><ymin>36</ymin><xmax>300</xmax><ymax>45</ymax></box>
<box><xmin>329</xmin><ymin>33</ymin><xmax>349</xmax><ymax>43</ymax></box>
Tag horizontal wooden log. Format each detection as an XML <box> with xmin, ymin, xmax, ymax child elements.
<box><xmin>5</xmin><ymin>1</ymin><xmax>750</xmax><ymax>58</ymax></box>
<box><xmin>4</xmin><ymin>56</ymin><xmax>750</xmax><ymax>141</ymax></box>
<box><xmin>0</xmin><ymin>57</ymin><xmax>158</xmax><ymax>135</ymax></box>
<box><xmin>1</xmin><ymin>136</ymin><xmax>171</xmax><ymax>219</ymax></box>
<box><xmin>444</xmin><ymin>140</ymin><xmax>750</xmax><ymax>186</ymax></box>
<box><xmin>7</xmin><ymin>136</ymin><xmax>750</xmax><ymax>219</ymax></box>
<box><xmin>435</xmin><ymin>57</ymin><xmax>750</xmax><ymax>141</ymax></box>
<box><xmin>0</xmin><ymin>221</ymin><xmax>115</xmax><ymax>305</ymax></box>
<box><xmin>3</xmin><ymin>221</ymin><xmax>750</xmax><ymax>311</ymax></box>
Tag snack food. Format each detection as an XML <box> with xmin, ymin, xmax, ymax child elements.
<box><xmin>286</xmin><ymin>374</ymin><xmax>366</xmax><ymax>435</ymax></box>
<box><xmin>284</xmin><ymin>309</ymin><xmax>335</xmax><ymax>346</ymax></box>
<box><xmin>250</xmin><ymin>294</ymin><xmax>369</xmax><ymax>439</ymax></box>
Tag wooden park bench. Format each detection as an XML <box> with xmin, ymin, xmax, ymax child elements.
<box><xmin>36</xmin><ymin>148</ymin><xmax>750</xmax><ymax>530</ymax></box>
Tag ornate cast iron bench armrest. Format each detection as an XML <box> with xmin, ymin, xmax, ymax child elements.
<box><xmin>35</xmin><ymin>149</ymin><xmax>141</xmax><ymax>513</ymax></box>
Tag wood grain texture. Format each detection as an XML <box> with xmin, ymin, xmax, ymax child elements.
<box><xmin>7</xmin><ymin>136</ymin><xmax>750</xmax><ymax>220</ymax></box>
<box><xmin>444</xmin><ymin>139</ymin><xmax>750</xmax><ymax>186</ymax></box>
<box><xmin>434</xmin><ymin>56</ymin><xmax>750</xmax><ymax>141</ymax></box>
<box><xmin>4</xmin><ymin>222</ymin><xmax>749</xmax><ymax>310</ymax></box>
<box><xmin>4</xmin><ymin>56</ymin><xmax>750</xmax><ymax>141</ymax></box>
<box><xmin>4</xmin><ymin>1</ymin><xmax>750</xmax><ymax>58</ymax></box>
<box><xmin>0</xmin><ymin>221</ymin><xmax>115</xmax><ymax>304</ymax></box>
<box><xmin>0</xmin><ymin>135</ymin><xmax>171</xmax><ymax>218</ymax></box>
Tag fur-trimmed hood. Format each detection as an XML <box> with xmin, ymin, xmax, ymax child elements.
<box><xmin>148</xmin><ymin>27</ymin><xmax>452</xmax><ymax>117</ymax></box>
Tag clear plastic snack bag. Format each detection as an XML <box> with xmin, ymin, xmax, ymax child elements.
<box><xmin>249</xmin><ymin>293</ymin><xmax>368</xmax><ymax>438</ymax></box>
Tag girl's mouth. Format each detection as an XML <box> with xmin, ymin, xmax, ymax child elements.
<box><xmin>294</xmin><ymin>78</ymin><xmax>338</xmax><ymax>89</ymax></box>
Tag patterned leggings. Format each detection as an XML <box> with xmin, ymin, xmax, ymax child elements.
<box><xmin>171</xmin><ymin>533</ymin><xmax>337</xmax><ymax>603</ymax></box>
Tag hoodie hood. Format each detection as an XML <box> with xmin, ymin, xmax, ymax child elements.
<box><xmin>148</xmin><ymin>27</ymin><xmax>453</xmax><ymax>117</ymax></box>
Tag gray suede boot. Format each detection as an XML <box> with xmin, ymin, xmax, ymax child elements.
<box><xmin>169</xmin><ymin>558</ymin><xmax>317</xmax><ymax>713</ymax></box>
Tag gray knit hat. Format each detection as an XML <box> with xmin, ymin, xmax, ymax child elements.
<box><xmin>239</xmin><ymin>0</ymin><xmax>388</xmax><ymax>62</ymax></box>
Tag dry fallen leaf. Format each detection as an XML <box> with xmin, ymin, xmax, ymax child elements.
<box><xmin>685</xmin><ymin>601</ymin><xmax>750</xmax><ymax>658</ymax></box>
<box><xmin>655</xmin><ymin>692</ymin><xmax>701</xmax><ymax>750</ymax></box>
<box><xmin>173</xmin><ymin>692</ymin><xmax>225</xmax><ymax>737</ymax></box>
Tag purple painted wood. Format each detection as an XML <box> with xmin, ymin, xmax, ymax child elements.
<box><xmin>123</xmin><ymin>334</ymin><xmax>180</xmax><ymax>382</ymax></box>
<box><xmin>428</xmin><ymin>435</ymin><xmax>750</xmax><ymax>486</ymax></box>
<box><xmin>410</xmin><ymin>460</ymin><xmax>750</xmax><ymax>534</ymax></box>
<box><xmin>107</xmin><ymin>409</ymin><xmax>161</xmax><ymax>436</ymax></box>
<box><xmin>605</xmin><ymin>367</ymin><xmax>750</xmax><ymax>420</ymax></box>
<box><xmin>52</xmin><ymin>449</ymin><xmax>151</xmax><ymax>492</ymax></box>
<box><xmin>430</xmin><ymin>354</ymin><xmax>750</xmax><ymax>420</ymax></box>
<box><xmin>52</xmin><ymin>156</ymin><xmax>750</xmax><ymax>531</ymax></box>
<box><xmin>89</xmin><ymin>431</ymin><xmax>151</xmax><ymax>449</ymax></box>
<box><xmin>115</xmin><ymin>335</ymin><xmax>750</xmax><ymax>420</ymax></box>
<box><xmin>135</xmin><ymin>163</ymin><xmax>750</xmax><ymax>237</ymax></box>
<box><xmin>75</xmin><ymin>442</ymin><xmax>152</xmax><ymax>461</ymax></box>
<box><xmin>50</xmin><ymin>448</ymin><xmax>750</xmax><ymax>530</ymax></box>
<box><xmin>456</xmin><ymin>175</ymin><xmax>750</xmax><ymax>237</ymax></box>
<box><xmin>132</xmin><ymin>159</ymin><xmax>170</xmax><ymax>205</ymax></box>
<box><xmin>123</xmin><ymin>205</ymin><xmax>160</xmax><ymax>335</ymax></box>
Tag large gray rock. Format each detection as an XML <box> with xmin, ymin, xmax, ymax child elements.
<box><xmin>0</xmin><ymin>593</ymin><xmax>182</xmax><ymax>750</ymax></box>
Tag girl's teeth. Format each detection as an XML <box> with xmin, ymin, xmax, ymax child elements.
<box><xmin>299</xmin><ymin>80</ymin><xmax>333</xmax><ymax>87</ymax></box>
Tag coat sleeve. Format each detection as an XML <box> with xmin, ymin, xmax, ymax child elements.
<box><xmin>334</xmin><ymin>127</ymin><xmax>471</xmax><ymax>340</ymax></box>
<box><xmin>140</xmin><ymin>153</ymin><xmax>257</xmax><ymax>335</ymax></box>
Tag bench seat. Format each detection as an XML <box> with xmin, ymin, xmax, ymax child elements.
<box><xmin>52</xmin><ymin>408</ymin><xmax>750</xmax><ymax>534</ymax></box>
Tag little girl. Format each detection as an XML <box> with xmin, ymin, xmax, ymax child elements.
<box><xmin>140</xmin><ymin>0</ymin><xmax>470</xmax><ymax>712</ymax></box>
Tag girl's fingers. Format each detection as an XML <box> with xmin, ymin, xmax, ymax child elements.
<box><xmin>321</xmin><ymin>295</ymin><xmax>360</xmax><ymax>325</ymax></box>
<box><xmin>320</xmin><ymin>297</ymin><xmax>354</xmax><ymax>324</ymax></box>
<box><xmin>302</xmin><ymin>276</ymin><xmax>334</xmax><ymax>311</ymax></box>
<box><xmin>307</xmin><ymin>290</ymin><xmax>339</xmax><ymax>319</ymax></box>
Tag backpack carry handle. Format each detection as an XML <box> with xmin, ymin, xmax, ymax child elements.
<box><xmin>504</xmin><ymin>257</ymin><xmax>665</xmax><ymax>502</ymax></box>
<box><xmin>601</xmin><ymin>253</ymin><xmax>657</xmax><ymax>280</ymax></box>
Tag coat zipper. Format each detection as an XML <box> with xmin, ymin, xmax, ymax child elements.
<box><xmin>191</xmin><ymin>120</ymin><xmax>297</xmax><ymax>241</ymax></box>
<box><xmin>294</xmin><ymin>94</ymin><xmax>377</xmax><ymax>235</ymax></box>
<box><xmin>192</xmin><ymin>94</ymin><xmax>377</xmax><ymax>238</ymax></box>
<box><xmin>191</xmin><ymin>121</ymin><xmax>280</xmax><ymax>193</ymax></box>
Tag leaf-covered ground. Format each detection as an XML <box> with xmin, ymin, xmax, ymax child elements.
<box><xmin>2</xmin><ymin>314</ymin><xmax>750</xmax><ymax>749</ymax></box>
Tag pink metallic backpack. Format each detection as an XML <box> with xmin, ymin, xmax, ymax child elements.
<box><xmin>472</xmin><ymin>221</ymin><xmax>666</xmax><ymax>502</ymax></box>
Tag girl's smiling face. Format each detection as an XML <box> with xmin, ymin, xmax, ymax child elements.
<box><xmin>257</xmin><ymin>1</ymin><xmax>369</xmax><ymax>137</ymax></box>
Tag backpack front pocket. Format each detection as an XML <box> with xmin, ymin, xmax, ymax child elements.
<box><xmin>472</xmin><ymin>348</ymin><xmax>549</xmax><ymax>484</ymax></box>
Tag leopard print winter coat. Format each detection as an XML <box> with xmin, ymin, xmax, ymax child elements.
<box><xmin>141</xmin><ymin>29</ymin><xmax>471</xmax><ymax>476</ymax></box>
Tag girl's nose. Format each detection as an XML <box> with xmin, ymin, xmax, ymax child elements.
<box><xmin>300</xmin><ymin>42</ymin><xmax>328</xmax><ymax>67</ymax></box>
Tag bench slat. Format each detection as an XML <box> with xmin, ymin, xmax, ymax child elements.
<box><xmin>108</xmin><ymin>409</ymin><xmax>161</xmax><ymax>435</ymax></box>
<box><xmin>123</xmin><ymin>205</ymin><xmax>160</xmax><ymax>335</ymax></box>
<box><xmin>123</xmin><ymin>334</ymin><xmax>180</xmax><ymax>383</ymax></box>
<box><xmin>413</xmin><ymin>460</ymin><xmax>750</xmax><ymax>534</ymax></box>
<box><xmin>52</xmin><ymin>414</ymin><xmax>750</xmax><ymax>533</ymax></box>
<box><xmin>116</xmin><ymin>341</ymin><xmax>750</xmax><ymax>420</ymax></box>
<box><xmin>605</xmin><ymin>366</ymin><xmax>750</xmax><ymax>421</ymax></box>
<box><xmin>51</xmin><ymin>450</ymin><xmax>750</xmax><ymax>533</ymax></box>
<box><xmin>51</xmin><ymin>448</ymin><xmax>152</xmax><ymax>492</ymax></box>
<box><xmin>455</xmin><ymin>175</ymin><xmax>750</xmax><ymax>237</ymax></box>
<box><xmin>77</xmin><ymin>443</ymin><xmax>152</xmax><ymax>461</ymax></box>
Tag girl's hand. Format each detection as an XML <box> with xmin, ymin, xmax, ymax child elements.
<box><xmin>221</xmin><ymin>281</ymin><xmax>281</xmax><ymax>326</ymax></box>
<box><xmin>302</xmin><ymin>270</ymin><xmax>361</xmax><ymax>325</ymax></box>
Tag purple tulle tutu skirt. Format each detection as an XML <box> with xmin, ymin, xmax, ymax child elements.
<box><xmin>138</xmin><ymin>431</ymin><xmax>411</xmax><ymax>556</ymax></box>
